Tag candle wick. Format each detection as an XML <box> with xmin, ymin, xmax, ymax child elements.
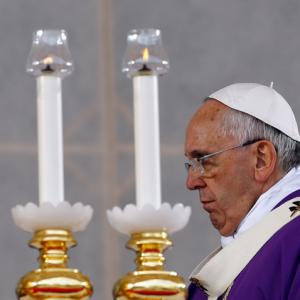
<box><xmin>42</xmin><ymin>64</ymin><xmax>55</xmax><ymax>73</ymax></box>
<box><xmin>139</xmin><ymin>63</ymin><xmax>152</xmax><ymax>72</ymax></box>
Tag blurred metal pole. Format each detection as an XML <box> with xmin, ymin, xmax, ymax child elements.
<box><xmin>98</xmin><ymin>0</ymin><xmax>120</xmax><ymax>298</ymax></box>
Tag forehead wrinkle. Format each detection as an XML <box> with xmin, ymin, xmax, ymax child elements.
<box><xmin>195</xmin><ymin>99</ymin><xmax>229</xmax><ymax>123</ymax></box>
<box><xmin>185</xmin><ymin>100</ymin><xmax>233</xmax><ymax>157</ymax></box>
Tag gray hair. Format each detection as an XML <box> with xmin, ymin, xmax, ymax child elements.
<box><xmin>219</xmin><ymin>108</ymin><xmax>300</xmax><ymax>173</ymax></box>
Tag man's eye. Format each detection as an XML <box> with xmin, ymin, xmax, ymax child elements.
<box><xmin>202</xmin><ymin>158</ymin><xmax>216</xmax><ymax>168</ymax></box>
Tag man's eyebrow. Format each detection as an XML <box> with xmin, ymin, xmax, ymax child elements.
<box><xmin>189</xmin><ymin>150</ymin><xmax>209</xmax><ymax>158</ymax></box>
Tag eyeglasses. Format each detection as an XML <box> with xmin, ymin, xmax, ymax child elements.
<box><xmin>184</xmin><ymin>139</ymin><xmax>261</xmax><ymax>177</ymax></box>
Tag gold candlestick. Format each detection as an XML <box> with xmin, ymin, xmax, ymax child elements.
<box><xmin>113</xmin><ymin>231</ymin><xmax>186</xmax><ymax>300</ymax></box>
<box><xmin>16</xmin><ymin>229</ymin><xmax>93</xmax><ymax>300</ymax></box>
<box><xmin>109</xmin><ymin>28</ymin><xmax>191</xmax><ymax>300</ymax></box>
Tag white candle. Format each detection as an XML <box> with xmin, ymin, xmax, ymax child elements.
<box><xmin>37</xmin><ymin>75</ymin><xmax>64</xmax><ymax>205</ymax></box>
<box><xmin>133</xmin><ymin>74</ymin><xmax>161</xmax><ymax>209</ymax></box>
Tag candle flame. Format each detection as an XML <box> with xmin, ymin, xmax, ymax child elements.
<box><xmin>43</xmin><ymin>56</ymin><xmax>54</xmax><ymax>65</ymax></box>
<box><xmin>142</xmin><ymin>48</ymin><xmax>149</xmax><ymax>62</ymax></box>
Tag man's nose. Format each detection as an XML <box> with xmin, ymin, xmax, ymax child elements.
<box><xmin>186</xmin><ymin>170</ymin><xmax>207</xmax><ymax>190</ymax></box>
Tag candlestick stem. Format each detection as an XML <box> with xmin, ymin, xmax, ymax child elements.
<box><xmin>16</xmin><ymin>229</ymin><xmax>93</xmax><ymax>299</ymax></box>
<box><xmin>113</xmin><ymin>231</ymin><xmax>186</xmax><ymax>299</ymax></box>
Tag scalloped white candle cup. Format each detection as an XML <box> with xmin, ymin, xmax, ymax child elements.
<box><xmin>106</xmin><ymin>202</ymin><xmax>191</xmax><ymax>235</ymax></box>
<box><xmin>11</xmin><ymin>201</ymin><xmax>93</xmax><ymax>232</ymax></box>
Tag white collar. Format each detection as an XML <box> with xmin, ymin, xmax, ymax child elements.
<box><xmin>221</xmin><ymin>167</ymin><xmax>300</xmax><ymax>247</ymax></box>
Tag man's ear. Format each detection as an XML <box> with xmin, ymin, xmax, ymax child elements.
<box><xmin>254</xmin><ymin>141</ymin><xmax>277</xmax><ymax>182</ymax></box>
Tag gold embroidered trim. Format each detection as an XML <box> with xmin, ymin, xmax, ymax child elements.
<box><xmin>289</xmin><ymin>201</ymin><xmax>300</xmax><ymax>217</ymax></box>
<box><xmin>190</xmin><ymin>278</ymin><xmax>208</xmax><ymax>295</ymax></box>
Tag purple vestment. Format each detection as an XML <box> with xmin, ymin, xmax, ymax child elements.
<box><xmin>188</xmin><ymin>189</ymin><xmax>300</xmax><ymax>300</ymax></box>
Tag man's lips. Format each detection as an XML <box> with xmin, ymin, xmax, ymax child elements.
<box><xmin>201</xmin><ymin>200</ymin><xmax>215</xmax><ymax>212</ymax></box>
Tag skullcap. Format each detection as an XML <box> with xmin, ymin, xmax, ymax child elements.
<box><xmin>209</xmin><ymin>83</ymin><xmax>300</xmax><ymax>142</ymax></box>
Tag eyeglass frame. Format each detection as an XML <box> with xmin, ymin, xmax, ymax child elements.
<box><xmin>184</xmin><ymin>139</ymin><xmax>262</xmax><ymax>177</ymax></box>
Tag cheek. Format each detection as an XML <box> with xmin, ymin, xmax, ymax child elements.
<box><xmin>205</xmin><ymin>177</ymin><xmax>235</xmax><ymax>209</ymax></box>
<box><xmin>203</xmin><ymin>155</ymin><xmax>255</xmax><ymax>235</ymax></box>
<box><xmin>204</xmin><ymin>174</ymin><xmax>244</xmax><ymax>221</ymax></box>
<box><xmin>215</xmin><ymin>158</ymin><xmax>253</xmax><ymax>200</ymax></box>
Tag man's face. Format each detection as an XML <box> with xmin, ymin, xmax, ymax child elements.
<box><xmin>185</xmin><ymin>100</ymin><xmax>259</xmax><ymax>236</ymax></box>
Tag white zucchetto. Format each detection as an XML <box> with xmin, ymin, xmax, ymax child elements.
<box><xmin>209</xmin><ymin>83</ymin><xmax>300</xmax><ymax>142</ymax></box>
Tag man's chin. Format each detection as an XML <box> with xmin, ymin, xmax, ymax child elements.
<box><xmin>215</xmin><ymin>225</ymin><xmax>236</xmax><ymax>236</ymax></box>
<box><xmin>210</xmin><ymin>216</ymin><xmax>233</xmax><ymax>236</ymax></box>
<box><xmin>210</xmin><ymin>216</ymin><xmax>223</xmax><ymax>232</ymax></box>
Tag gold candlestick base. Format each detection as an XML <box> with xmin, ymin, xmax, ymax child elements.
<box><xmin>16</xmin><ymin>229</ymin><xmax>93</xmax><ymax>300</ymax></box>
<box><xmin>113</xmin><ymin>231</ymin><xmax>186</xmax><ymax>300</ymax></box>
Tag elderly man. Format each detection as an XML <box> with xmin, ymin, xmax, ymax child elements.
<box><xmin>185</xmin><ymin>83</ymin><xmax>300</xmax><ymax>300</ymax></box>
